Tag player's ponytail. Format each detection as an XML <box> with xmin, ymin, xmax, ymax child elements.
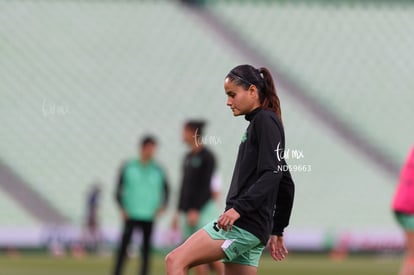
<box><xmin>258</xmin><ymin>67</ymin><xmax>282</xmax><ymax>123</ymax></box>
<box><xmin>226</xmin><ymin>64</ymin><xmax>282</xmax><ymax>123</ymax></box>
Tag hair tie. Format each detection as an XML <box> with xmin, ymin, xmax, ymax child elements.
<box><xmin>256</xmin><ymin>68</ymin><xmax>264</xmax><ymax>79</ymax></box>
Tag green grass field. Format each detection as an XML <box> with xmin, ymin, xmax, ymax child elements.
<box><xmin>0</xmin><ymin>253</ymin><xmax>401</xmax><ymax>275</ymax></box>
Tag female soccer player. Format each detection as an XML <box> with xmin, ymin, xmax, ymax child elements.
<box><xmin>392</xmin><ymin>146</ymin><xmax>414</xmax><ymax>275</ymax></box>
<box><xmin>165</xmin><ymin>64</ymin><xmax>295</xmax><ymax>275</ymax></box>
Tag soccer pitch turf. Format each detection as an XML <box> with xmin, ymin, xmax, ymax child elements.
<box><xmin>0</xmin><ymin>253</ymin><xmax>401</xmax><ymax>275</ymax></box>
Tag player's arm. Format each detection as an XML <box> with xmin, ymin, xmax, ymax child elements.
<box><xmin>115</xmin><ymin>163</ymin><xmax>127</xmax><ymax>220</ymax></box>
<box><xmin>157</xmin><ymin>165</ymin><xmax>170</xmax><ymax>209</ymax></box>
<box><xmin>155</xmin><ymin>167</ymin><xmax>170</xmax><ymax>217</ymax></box>
<box><xmin>162</xmin><ymin>177</ymin><xmax>170</xmax><ymax>208</ymax></box>
<box><xmin>271</xmin><ymin>168</ymin><xmax>295</xmax><ymax>236</ymax></box>
<box><xmin>269</xmin><ymin>162</ymin><xmax>294</xmax><ymax>261</ymax></box>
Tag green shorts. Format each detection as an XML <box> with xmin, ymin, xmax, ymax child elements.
<box><xmin>181</xmin><ymin>200</ymin><xmax>219</xmax><ymax>239</ymax></box>
<box><xmin>203</xmin><ymin>220</ymin><xmax>265</xmax><ymax>267</ymax></box>
<box><xmin>395</xmin><ymin>212</ymin><xmax>414</xmax><ymax>231</ymax></box>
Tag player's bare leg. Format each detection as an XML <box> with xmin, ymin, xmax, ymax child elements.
<box><xmin>165</xmin><ymin>229</ymin><xmax>225</xmax><ymax>275</ymax></box>
<box><xmin>193</xmin><ymin>260</ymin><xmax>224</xmax><ymax>275</ymax></box>
<box><xmin>210</xmin><ymin>260</ymin><xmax>225</xmax><ymax>275</ymax></box>
<box><xmin>401</xmin><ymin>231</ymin><xmax>414</xmax><ymax>275</ymax></box>
<box><xmin>194</xmin><ymin>264</ymin><xmax>209</xmax><ymax>275</ymax></box>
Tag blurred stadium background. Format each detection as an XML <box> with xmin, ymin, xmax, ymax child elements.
<box><xmin>0</xmin><ymin>0</ymin><xmax>413</xmax><ymax>273</ymax></box>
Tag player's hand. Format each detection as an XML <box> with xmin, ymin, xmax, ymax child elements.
<box><xmin>217</xmin><ymin>208</ymin><xmax>240</xmax><ymax>231</ymax></box>
<box><xmin>156</xmin><ymin>207</ymin><xmax>166</xmax><ymax>218</ymax></box>
<box><xmin>121</xmin><ymin>210</ymin><xmax>128</xmax><ymax>221</ymax></box>
<box><xmin>268</xmin><ymin>235</ymin><xmax>288</xmax><ymax>261</ymax></box>
<box><xmin>187</xmin><ymin>209</ymin><xmax>199</xmax><ymax>227</ymax></box>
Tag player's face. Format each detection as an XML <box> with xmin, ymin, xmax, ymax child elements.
<box><xmin>182</xmin><ymin>127</ymin><xmax>194</xmax><ymax>145</ymax></box>
<box><xmin>224</xmin><ymin>77</ymin><xmax>260</xmax><ymax>116</ymax></box>
<box><xmin>141</xmin><ymin>143</ymin><xmax>156</xmax><ymax>161</ymax></box>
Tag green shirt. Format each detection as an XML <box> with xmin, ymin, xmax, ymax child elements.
<box><xmin>116</xmin><ymin>159</ymin><xmax>168</xmax><ymax>221</ymax></box>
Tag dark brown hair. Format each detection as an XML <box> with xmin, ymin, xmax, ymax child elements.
<box><xmin>140</xmin><ymin>135</ymin><xmax>157</xmax><ymax>148</ymax></box>
<box><xmin>226</xmin><ymin>64</ymin><xmax>282</xmax><ymax>122</ymax></box>
<box><xmin>185</xmin><ymin>120</ymin><xmax>206</xmax><ymax>136</ymax></box>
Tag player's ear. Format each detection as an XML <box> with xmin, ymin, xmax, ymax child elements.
<box><xmin>248</xmin><ymin>84</ymin><xmax>259</xmax><ymax>99</ymax></box>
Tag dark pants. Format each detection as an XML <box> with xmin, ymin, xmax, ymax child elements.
<box><xmin>113</xmin><ymin>220</ymin><xmax>154</xmax><ymax>275</ymax></box>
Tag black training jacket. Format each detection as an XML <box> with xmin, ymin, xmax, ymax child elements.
<box><xmin>226</xmin><ymin>108</ymin><xmax>295</xmax><ymax>245</ymax></box>
<box><xmin>178</xmin><ymin>147</ymin><xmax>215</xmax><ymax>212</ymax></box>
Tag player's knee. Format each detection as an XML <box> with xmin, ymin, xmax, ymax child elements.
<box><xmin>165</xmin><ymin>250</ymin><xmax>182</xmax><ymax>270</ymax></box>
<box><xmin>165</xmin><ymin>251</ymin><xmax>172</xmax><ymax>265</ymax></box>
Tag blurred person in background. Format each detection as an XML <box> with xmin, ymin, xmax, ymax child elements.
<box><xmin>83</xmin><ymin>183</ymin><xmax>102</xmax><ymax>253</ymax></box>
<box><xmin>165</xmin><ymin>65</ymin><xmax>295</xmax><ymax>275</ymax></box>
<box><xmin>172</xmin><ymin>120</ymin><xmax>224</xmax><ymax>275</ymax></box>
<box><xmin>392</xmin><ymin>146</ymin><xmax>414</xmax><ymax>275</ymax></box>
<box><xmin>113</xmin><ymin>136</ymin><xmax>169</xmax><ymax>275</ymax></box>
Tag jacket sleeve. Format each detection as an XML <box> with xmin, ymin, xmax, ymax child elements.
<box><xmin>232</xmin><ymin>113</ymin><xmax>284</xmax><ymax>216</ymax></box>
<box><xmin>162</xmin><ymin>172</ymin><xmax>170</xmax><ymax>208</ymax></box>
<box><xmin>272</xmin><ymin>166</ymin><xmax>295</xmax><ymax>236</ymax></box>
<box><xmin>115</xmin><ymin>163</ymin><xmax>126</xmax><ymax>210</ymax></box>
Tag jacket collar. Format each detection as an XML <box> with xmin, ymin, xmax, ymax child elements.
<box><xmin>245</xmin><ymin>107</ymin><xmax>261</xmax><ymax>121</ymax></box>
